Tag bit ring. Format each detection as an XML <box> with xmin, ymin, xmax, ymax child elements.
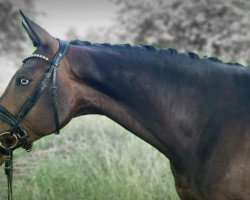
<box><xmin>0</xmin><ymin>132</ymin><xmax>18</xmax><ymax>149</ymax></box>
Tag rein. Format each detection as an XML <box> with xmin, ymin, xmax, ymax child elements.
<box><xmin>0</xmin><ymin>39</ymin><xmax>69</xmax><ymax>200</ymax></box>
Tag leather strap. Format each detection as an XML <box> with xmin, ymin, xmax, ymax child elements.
<box><xmin>52</xmin><ymin>68</ymin><xmax>60</xmax><ymax>134</ymax></box>
<box><xmin>5</xmin><ymin>148</ymin><xmax>13</xmax><ymax>200</ymax></box>
<box><xmin>52</xmin><ymin>39</ymin><xmax>69</xmax><ymax>67</ymax></box>
<box><xmin>51</xmin><ymin>39</ymin><xmax>69</xmax><ymax>134</ymax></box>
<box><xmin>0</xmin><ymin>39</ymin><xmax>68</xmax><ymax>142</ymax></box>
<box><xmin>0</xmin><ymin>39</ymin><xmax>69</xmax><ymax>200</ymax></box>
<box><xmin>0</xmin><ymin>106</ymin><xmax>31</xmax><ymax>151</ymax></box>
<box><xmin>0</xmin><ymin>106</ymin><xmax>16</xmax><ymax>126</ymax></box>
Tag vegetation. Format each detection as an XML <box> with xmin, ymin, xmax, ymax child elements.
<box><xmin>0</xmin><ymin>116</ymin><xmax>180</xmax><ymax>200</ymax></box>
<box><xmin>84</xmin><ymin>0</ymin><xmax>250</xmax><ymax>64</ymax></box>
<box><xmin>2</xmin><ymin>1</ymin><xmax>249</xmax><ymax>200</ymax></box>
<box><xmin>0</xmin><ymin>0</ymin><xmax>35</xmax><ymax>57</ymax></box>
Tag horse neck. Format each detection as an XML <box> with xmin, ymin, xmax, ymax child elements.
<box><xmin>67</xmin><ymin>44</ymin><xmax>237</xmax><ymax>168</ymax></box>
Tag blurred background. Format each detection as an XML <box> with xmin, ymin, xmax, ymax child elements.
<box><xmin>0</xmin><ymin>0</ymin><xmax>250</xmax><ymax>199</ymax></box>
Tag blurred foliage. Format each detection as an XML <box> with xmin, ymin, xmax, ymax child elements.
<box><xmin>0</xmin><ymin>116</ymin><xmax>180</xmax><ymax>200</ymax></box>
<box><xmin>102</xmin><ymin>0</ymin><xmax>250</xmax><ymax>63</ymax></box>
<box><xmin>0</xmin><ymin>0</ymin><xmax>35</xmax><ymax>57</ymax></box>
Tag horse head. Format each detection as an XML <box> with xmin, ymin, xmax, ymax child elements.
<box><xmin>0</xmin><ymin>11</ymin><xmax>75</xmax><ymax>166</ymax></box>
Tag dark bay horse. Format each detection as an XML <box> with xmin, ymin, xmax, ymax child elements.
<box><xmin>1</xmin><ymin>12</ymin><xmax>250</xmax><ymax>200</ymax></box>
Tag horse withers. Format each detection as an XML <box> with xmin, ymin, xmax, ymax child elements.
<box><xmin>1</xmin><ymin>11</ymin><xmax>250</xmax><ymax>200</ymax></box>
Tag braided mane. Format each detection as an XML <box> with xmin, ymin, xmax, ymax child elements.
<box><xmin>70</xmin><ymin>40</ymin><xmax>245</xmax><ymax>67</ymax></box>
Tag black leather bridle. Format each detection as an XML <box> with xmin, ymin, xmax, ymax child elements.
<box><xmin>0</xmin><ymin>39</ymin><xmax>69</xmax><ymax>200</ymax></box>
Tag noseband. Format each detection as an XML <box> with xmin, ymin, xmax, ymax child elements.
<box><xmin>0</xmin><ymin>39</ymin><xmax>69</xmax><ymax>200</ymax></box>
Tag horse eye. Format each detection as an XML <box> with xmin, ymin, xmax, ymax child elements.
<box><xmin>16</xmin><ymin>78</ymin><xmax>31</xmax><ymax>86</ymax></box>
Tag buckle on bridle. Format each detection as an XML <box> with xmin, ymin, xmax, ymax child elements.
<box><xmin>17</xmin><ymin>130</ymin><xmax>27</xmax><ymax>139</ymax></box>
<box><xmin>0</xmin><ymin>132</ymin><xmax>18</xmax><ymax>149</ymax></box>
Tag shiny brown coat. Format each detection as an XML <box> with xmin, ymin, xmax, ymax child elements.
<box><xmin>1</xmin><ymin>14</ymin><xmax>250</xmax><ymax>200</ymax></box>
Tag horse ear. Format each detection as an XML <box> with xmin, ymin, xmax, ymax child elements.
<box><xmin>20</xmin><ymin>10</ymin><xmax>56</xmax><ymax>47</ymax></box>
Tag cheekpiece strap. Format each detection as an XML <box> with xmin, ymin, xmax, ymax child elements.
<box><xmin>50</xmin><ymin>39</ymin><xmax>69</xmax><ymax>134</ymax></box>
<box><xmin>52</xmin><ymin>39</ymin><xmax>69</xmax><ymax>67</ymax></box>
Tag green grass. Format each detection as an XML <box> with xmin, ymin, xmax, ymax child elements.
<box><xmin>0</xmin><ymin>116</ymin><xmax>179</xmax><ymax>200</ymax></box>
